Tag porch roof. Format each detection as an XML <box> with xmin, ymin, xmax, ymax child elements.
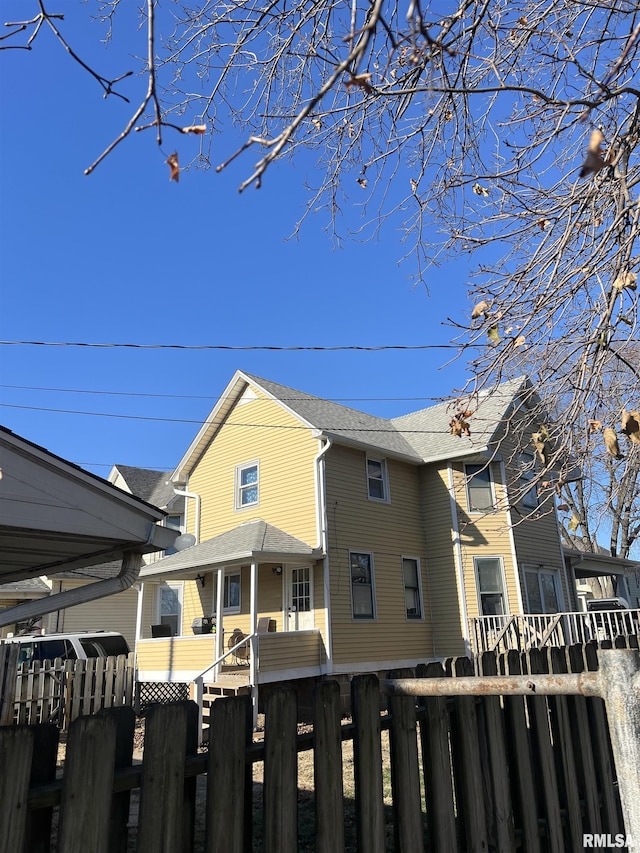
<box><xmin>564</xmin><ymin>547</ymin><xmax>638</xmax><ymax>578</ymax></box>
<box><xmin>140</xmin><ymin>520</ymin><xmax>321</xmax><ymax>580</ymax></box>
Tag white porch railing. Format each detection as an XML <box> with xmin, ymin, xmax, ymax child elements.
<box><xmin>192</xmin><ymin>631</ymin><xmax>255</xmax><ymax>735</ymax></box>
<box><xmin>469</xmin><ymin>609</ymin><xmax>640</xmax><ymax>655</ymax></box>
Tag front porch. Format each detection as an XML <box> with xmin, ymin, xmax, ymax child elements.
<box><xmin>469</xmin><ymin>608</ymin><xmax>640</xmax><ymax>654</ymax></box>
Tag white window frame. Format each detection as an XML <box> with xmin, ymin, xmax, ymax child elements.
<box><xmin>349</xmin><ymin>551</ymin><xmax>377</xmax><ymax>620</ymax></box>
<box><xmin>473</xmin><ymin>556</ymin><xmax>508</xmax><ymax>616</ymax></box>
<box><xmin>213</xmin><ymin>570</ymin><xmax>241</xmax><ymax>615</ymax></box>
<box><xmin>163</xmin><ymin>514</ymin><xmax>184</xmax><ymax>556</ymax></box>
<box><xmin>524</xmin><ymin>566</ymin><xmax>564</xmax><ymax>614</ymax></box>
<box><xmin>465</xmin><ymin>463</ymin><xmax>495</xmax><ymax>513</ymax></box>
<box><xmin>518</xmin><ymin>453</ymin><xmax>538</xmax><ymax>510</ymax></box>
<box><xmin>156</xmin><ymin>581</ymin><xmax>184</xmax><ymax>636</ymax></box>
<box><xmin>235</xmin><ymin>460</ymin><xmax>259</xmax><ymax>510</ymax></box>
<box><xmin>366</xmin><ymin>456</ymin><xmax>390</xmax><ymax>503</ymax></box>
<box><xmin>402</xmin><ymin>556</ymin><xmax>424</xmax><ymax>621</ymax></box>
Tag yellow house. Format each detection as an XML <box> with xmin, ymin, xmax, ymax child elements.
<box><xmin>133</xmin><ymin>370</ymin><xmax>577</xmax><ymax>715</ymax></box>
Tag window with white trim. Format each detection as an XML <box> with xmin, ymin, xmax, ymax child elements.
<box><xmin>402</xmin><ymin>557</ymin><xmax>423</xmax><ymax>619</ymax></box>
<box><xmin>213</xmin><ymin>571</ymin><xmax>241</xmax><ymax>614</ymax></box>
<box><xmin>164</xmin><ymin>514</ymin><xmax>184</xmax><ymax>555</ymax></box>
<box><xmin>235</xmin><ymin>461</ymin><xmax>259</xmax><ymax>509</ymax></box>
<box><xmin>367</xmin><ymin>456</ymin><xmax>389</xmax><ymax>502</ymax></box>
<box><xmin>350</xmin><ymin>552</ymin><xmax>376</xmax><ymax>619</ymax></box>
<box><xmin>158</xmin><ymin>582</ymin><xmax>183</xmax><ymax>636</ymax></box>
<box><xmin>474</xmin><ymin>557</ymin><xmax>506</xmax><ymax>616</ymax></box>
<box><xmin>465</xmin><ymin>464</ymin><xmax>494</xmax><ymax>512</ymax></box>
<box><xmin>525</xmin><ymin>568</ymin><xmax>561</xmax><ymax>614</ymax></box>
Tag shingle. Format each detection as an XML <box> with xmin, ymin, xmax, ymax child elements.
<box><xmin>114</xmin><ymin>466</ymin><xmax>175</xmax><ymax>507</ymax></box>
<box><xmin>140</xmin><ymin>520</ymin><xmax>318</xmax><ymax>577</ymax></box>
<box><xmin>0</xmin><ymin>577</ymin><xmax>50</xmax><ymax>594</ymax></box>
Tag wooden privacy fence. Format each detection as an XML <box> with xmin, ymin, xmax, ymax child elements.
<box><xmin>1</xmin><ymin>642</ymin><xmax>638</xmax><ymax>852</ymax></box>
<box><xmin>0</xmin><ymin>643</ymin><xmax>135</xmax><ymax>729</ymax></box>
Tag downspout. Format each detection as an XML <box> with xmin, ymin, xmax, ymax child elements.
<box><xmin>0</xmin><ymin>550</ymin><xmax>144</xmax><ymax>629</ymax></box>
<box><xmin>173</xmin><ymin>486</ymin><xmax>201</xmax><ymax>543</ymax></box>
<box><xmin>314</xmin><ymin>436</ymin><xmax>333</xmax><ymax>674</ymax></box>
<box><xmin>448</xmin><ymin>462</ymin><xmax>471</xmax><ymax>656</ymax></box>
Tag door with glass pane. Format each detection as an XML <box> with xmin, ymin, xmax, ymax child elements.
<box><xmin>525</xmin><ymin>569</ymin><xmax>562</xmax><ymax>613</ymax></box>
<box><xmin>286</xmin><ymin>566</ymin><xmax>314</xmax><ymax>630</ymax></box>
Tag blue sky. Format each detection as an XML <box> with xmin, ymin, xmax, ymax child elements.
<box><xmin>0</xmin><ymin>2</ymin><xmax>473</xmax><ymax>477</ymax></box>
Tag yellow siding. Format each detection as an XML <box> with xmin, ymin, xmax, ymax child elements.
<box><xmin>137</xmin><ymin>635</ymin><xmax>217</xmax><ymax>673</ymax></box>
<box><xmin>451</xmin><ymin>462</ymin><xmax>519</xmax><ymax>618</ymax></box>
<box><xmin>48</xmin><ymin>580</ymin><xmax>140</xmax><ymax>648</ymax></box>
<box><xmin>258</xmin><ymin>630</ymin><xmax>325</xmax><ymax>673</ymax></box>
<box><xmin>325</xmin><ymin>445</ymin><xmax>433</xmax><ymax>666</ymax></box>
<box><xmin>419</xmin><ymin>465</ymin><xmax>466</xmax><ymax>658</ymax></box>
<box><xmin>187</xmin><ymin>389</ymin><xmax>319</xmax><ymax>546</ymax></box>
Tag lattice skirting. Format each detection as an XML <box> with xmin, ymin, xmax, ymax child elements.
<box><xmin>136</xmin><ymin>681</ymin><xmax>190</xmax><ymax>713</ymax></box>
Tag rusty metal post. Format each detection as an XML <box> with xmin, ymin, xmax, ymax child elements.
<box><xmin>598</xmin><ymin>649</ymin><xmax>640</xmax><ymax>842</ymax></box>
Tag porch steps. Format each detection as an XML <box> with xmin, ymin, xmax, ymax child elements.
<box><xmin>202</xmin><ymin>674</ymin><xmax>251</xmax><ymax>726</ymax></box>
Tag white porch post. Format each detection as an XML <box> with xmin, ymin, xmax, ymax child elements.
<box><xmin>250</xmin><ymin>561</ymin><xmax>258</xmax><ymax>727</ymax></box>
<box><xmin>214</xmin><ymin>568</ymin><xmax>224</xmax><ymax>680</ymax></box>
<box><xmin>134</xmin><ymin>582</ymin><xmax>144</xmax><ymax>651</ymax></box>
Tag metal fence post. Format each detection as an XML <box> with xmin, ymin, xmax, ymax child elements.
<box><xmin>598</xmin><ymin>648</ymin><xmax>640</xmax><ymax>841</ymax></box>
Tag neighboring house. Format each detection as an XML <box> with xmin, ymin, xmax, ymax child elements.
<box><xmin>0</xmin><ymin>578</ymin><xmax>51</xmax><ymax>638</ymax></box>
<box><xmin>563</xmin><ymin>545</ymin><xmax>640</xmax><ymax>610</ymax></box>
<box><xmin>131</xmin><ymin>370</ymin><xmax>578</xmax><ymax>713</ymax></box>
<box><xmin>0</xmin><ymin>425</ymin><xmax>178</xmax><ymax>633</ymax></box>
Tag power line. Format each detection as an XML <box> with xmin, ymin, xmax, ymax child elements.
<box><xmin>0</xmin><ymin>340</ymin><xmax>464</xmax><ymax>350</ymax></box>
<box><xmin>0</xmin><ymin>383</ymin><xmax>442</xmax><ymax>403</ymax></box>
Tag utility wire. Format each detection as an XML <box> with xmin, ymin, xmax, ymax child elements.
<box><xmin>0</xmin><ymin>340</ymin><xmax>463</xmax><ymax>350</ymax></box>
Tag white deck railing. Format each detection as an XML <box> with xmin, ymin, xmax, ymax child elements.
<box><xmin>469</xmin><ymin>609</ymin><xmax>640</xmax><ymax>655</ymax></box>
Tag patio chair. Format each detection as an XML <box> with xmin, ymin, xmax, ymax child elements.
<box><xmin>228</xmin><ymin>628</ymin><xmax>250</xmax><ymax>665</ymax></box>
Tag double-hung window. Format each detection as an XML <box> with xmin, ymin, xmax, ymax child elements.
<box><xmin>367</xmin><ymin>457</ymin><xmax>389</xmax><ymax>502</ymax></box>
<box><xmin>235</xmin><ymin>461</ymin><xmax>259</xmax><ymax>509</ymax></box>
<box><xmin>164</xmin><ymin>514</ymin><xmax>184</xmax><ymax>555</ymax></box>
<box><xmin>518</xmin><ymin>454</ymin><xmax>538</xmax><ymax>509</ymax></box>
<box><xmin>158</xmin><ymin>582</ymin><xmax>183</xmax><ymax>636</ymax></box>
<box><xmin>214</xmin><ymin>571</ymin><xmax>241</xmax><ymax>614</ymax></box>
<box><xmin>350</xmin><ymin>552</ymin><xmax>376</xmax><ymax>619</ymax></box>
<box><xmin>465</xmin><ymin>464</ymin><xmax>494</xmax><ymax>512</ymax></box>
<box><xmin>474</xmin><ymin>557</ymin><xmax>506</xmax><ymax>616</ymax></box>
<box><xmin>402</xmin><ymin>557</ymin><xmax>423</xmax><ymax>619</ymax></box>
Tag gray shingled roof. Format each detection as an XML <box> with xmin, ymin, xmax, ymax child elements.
<box><xmin>246</xmin><ymin>372</ymin><xmax>529</xmax><ymax>464</ymax></box>
<box><xmin>391</xmin><ymin>376</ymin><xmax>530</xmax><ymax>463</ymax></box>
<box><xmin>140</xmin><ymin>520</ymin><xmax>320</xmax><ymax>579</ymax></box>
<box><xmin>243</xmin><ymin>373</ymin><xmax>423</xmax><ymax>461</ymax></box>
<box><xmin>53</xmin><ymin>561</ymin><xmax>124</xmax><ymax>581</ymax></box>
<box><xmin>0</xmin><ymin>577</ymin><xmax>50</xmax><ymax>594</ymax></box>
<box><xmin>114</xmin><ymin>466</ymin><xmax>175</xmax><ymax>508</ymax></box>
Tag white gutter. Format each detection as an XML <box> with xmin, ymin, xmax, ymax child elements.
<box><xmin>0</xmin><ymin>551</ymin><xmax>144</xmax><ymax>628</ymax></box>
<box><xmin>314</xmin><ymin>436</ymin><xmax>333</xmax><ymax>673</ymax></box>
<box><xmin>173</xmin><ymin>485</ymin><xmax>201</xmax><ymax>542</ymax></box>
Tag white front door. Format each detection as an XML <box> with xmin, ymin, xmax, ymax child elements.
<box><xmin>285</xmin><ymin>566</ymin><xmax>314</xmax><ymax>630</ymax></box>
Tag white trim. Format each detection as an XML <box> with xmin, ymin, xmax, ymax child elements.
<box><xmin>155</xmin><ymin>580</ymin><xmax>184</xmax><ymax>635</ymax></box>
<box><xmin>137</xmin><ymin>669</ymin><xmax>203</xmax><ymax>683</ymax></box>
<box><xmin>349</xmin><ymin>550</ymin><xmax>377</xmax><ymax>621</ymax></box>
<box><xmin>448</xmin><ymin>463</ymin><xmax>470</xmax><ymax>653</ymax></box>
<box><xmin>285</xmin><ymin>564</ymin><xmax>315</xmax><ymax>631</ymax></box>
<box><xmin>473</xmin><ymin>555</ymin><xmax>509</xmax><ymax>616</ymax></box>
<box><xmin>234</xmin><ymin>460</ymin><xmax>260</xmax><ymax>511</ymax></box>
<box><xmin>366</xmin><ymin>455</ymin><xmax>390</xmax><ymax>503</ymax></box>
<box><xmin>401</xmin><ymin>555</ymin><xmax>425</xmax><ymax>621</ymax></box>
<box><xmin>464</xmin><ymin>462</ymin><xmax>496</xmax><ymax>514</ymax></box>
<box><xmin>314</xmin><ymin>436</ymin><xmax>333</xmax><ymax>672</ymax></box>
<box><xmin>213</xmin><ymin>568</ymin><xmax>241</xmax><ymax>615</ymax></box>
<box><xmin>522</xmin><ymin>564</ymin><xmax>566</xmax><ymax>613</ymax></box>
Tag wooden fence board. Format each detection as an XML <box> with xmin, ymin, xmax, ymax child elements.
<box><xmin>352</xmin><ymin>674</ymin><xmax>385</xmax><ymax>853</ymax></box>
<box><xmin>58</xmin><ymin>713</ymin><xmax>117</xmax><ymax>853</ymax></box>
<box><xmin>0</xmin><ymin>726</ymin><xmax>34</xmax><ymax>853</ymax></box>
<box><xmin>583</xmin><ymin>642</ymin><xmax>624</xmax><ymax>833</ymax></box>
<box><xmin>526</xmin><ymin>649</ymin><xmax>564</xmax><ymax>853</ymax></box>
<box><xmin>503</xmin><ymin>650</ymin><xmax>542</xmax><ymax>853</ymax></box>
<box><xmin>24</xmin><ymin>723</ymin><xmax>59</xmax><ymax>853</ymax></box>
<box><xmin>137</xmin><ymin>702</ymin><xmax>189</xmax><ymax>853</ymax></box>
<box><xmin>451</xmin><ymin>656</ymin><xmax>488</xmax><ymax>853</ymax></box>
<box><xmin>264</xmin><ymin>686</ymin><xmax>298</xmax><ymax>853</ymax></box>
<box><xmin>313</xmin><ymin>680</ymin><xmax>345</xmax><ymax>853</ymax></box>
<box><xmin>479</xmin><ymin>652</ymin><xmax>515</xmax><ymax>852</ymax></box>
<box><xmin>547</xmin><ymin>647</ymin><xmax>583</xmax><ymax>852</ymax></box>
<box><xmin>0</xmin><ymin>643</ymin><xmax>18</xmax><ymax>725</ymax></box>
<box><xmin>183</xmin><ymin>701</ymin><xmax>199</xmax><ymax>852</ymax></box>
<box><xmin>417</xmin><ymin>661</ymin><xmax>457</xmax><ymax>852</ymax></box>
<box><xmin>207</xmin><ymin>695</ymin><xmax>251</xmax><ymax>853</ymax></box>
<box><xmin>388</xmin><ymin>668</ymin><xmax>424</xmax><ymax>853</ymax></box>
<box><xmin>564</xmin><ymin>645</ymin><xmax>601</xmax><ymax>833</ymax></box>
<box><xmin>101</xmin><ymin>705</ymin><xmax>135</xmax><ymax>853</ymax></box>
